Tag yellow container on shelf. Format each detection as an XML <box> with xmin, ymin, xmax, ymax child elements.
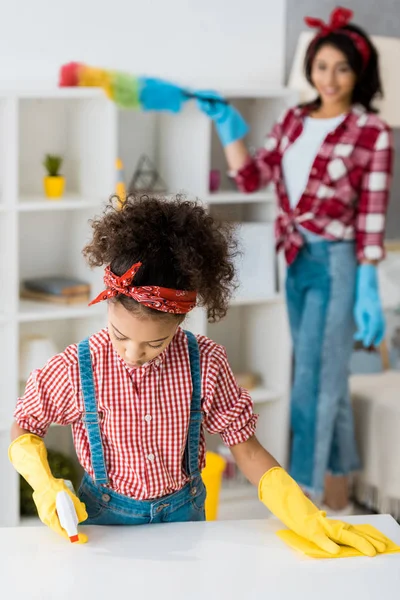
<box><xmin>202</xmin><ymin>451</ymin><xmax>226</xmax><ymax>521</ymax></box>
<box><xmin>43</xmin><ymin>176</ymin><xmax>65</xmax><ymax>199</ymax></box>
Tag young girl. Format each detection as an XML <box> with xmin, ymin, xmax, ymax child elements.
<box><xmin>9</xmin><ymin>194</ymin><xmax>387</xmax><ymax>556</ymax></box>
<box><xmin>197</xmin><ymin>6</ymin><xmax>393</xmax><ymax>512</ymax></box>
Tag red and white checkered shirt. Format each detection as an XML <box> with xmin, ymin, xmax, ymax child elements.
<box><xmin>235</xmin><ymin>104</ymin><xmax>394</xmax><ymax>264</ymax></box>
<box><xmin>14</xmin><ymin>328</ymin><xmax>257</xmax><ymax>500</ymax></box>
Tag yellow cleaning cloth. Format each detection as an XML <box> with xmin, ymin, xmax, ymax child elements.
<box><xmin>278</xmin><ymin>524</ymin><xmax>400</xmax><ymax>559</ymax></box>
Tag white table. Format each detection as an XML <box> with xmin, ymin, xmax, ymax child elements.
<box><xmin>2</xmin><ymin>515</ymin><xmax>400</xmax><ymax>600</ymax></box>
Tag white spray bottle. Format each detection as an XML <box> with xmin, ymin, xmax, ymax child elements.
<box><xmin>56</xmin><ymin>490</ymin><xmax>79</xmax><ymax>543</ymax></box>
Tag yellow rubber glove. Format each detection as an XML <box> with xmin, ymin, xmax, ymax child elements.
<box><xmin>278</xmin><ymin>524</ymin><xmax>400</xmax><ymax>559</ymax></box>
<box><xmin>259</xmin><ymin>467</ymin><xmax>388</xmax><ymax>557</ymax></box>
<box><xmin>9</xmin><ymin>434</ymin><xmax>88</xmax><ymax>543</ymax></box>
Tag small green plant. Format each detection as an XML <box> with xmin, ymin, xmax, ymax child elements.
<box><xmin>43</xmin><ymin>154</ymin><xmax>63</xmax><ymax>177</ymax></box>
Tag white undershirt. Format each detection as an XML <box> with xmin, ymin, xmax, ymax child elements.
<box><xmin>282</xmin><ymin>114</ymin><xmax>345</xmax><ymax>209</ymax></box>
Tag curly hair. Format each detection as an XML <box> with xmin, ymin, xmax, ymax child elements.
<box><xmin>83</xmin><ymin>194</ymin><xmax>239</xmax><ymax>322</ymax></box>
<box><xmin>304</xmin><ymin>24</ymin><xmax>383</xmax><ymax>113</ymax></box>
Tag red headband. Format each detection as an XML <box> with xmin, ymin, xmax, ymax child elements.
<box><xmin>89</xmin><ymin>262</ymin><xmax>197</xmax><ymax>314</ymax></box>
<box><xmin>305</xmin><ymin>6</ymin><xmax>371</xmax><ymax>69</ymax></box>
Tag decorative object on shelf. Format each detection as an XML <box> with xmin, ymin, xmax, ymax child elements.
<box><xmin>128</xmin><ymin>154</ymin><xmax>167</xmax><ymax>194</ymax></box>
<box><xmin>19</xmin><ymin>335</ymin><xmax>59</xmax><ymax>382</ymax></box>
<box><xmin>20</xmin><ymin>448</ymin><xmax>80</xmax><ymax>516</ymax></box>
<box><xmin>234</xmin><ymin>371</ymin><xmax>260</xmax><ymax>390</ymax></box>
<box><xmin>209</xmin><ymin>169</ymin><xmax>221</xmax><ymax>193</ymax></box>
<box><xmin>59</xmin><ymin>62</ymin><xmax>229</xmax><ymax>112</ymax></box>
<box><xmin>43</xmin><ymin>154</ymin><xmax>65</xmax><ymax>199</ymax></box>
<box><xmin>20</xmin><ymin>276</ymin><xmax>91</xmax><ymax>304</ymax></box>
<box><xmin>115</xmin><ymin>157</ymin><xmax>126</xmax><ymax>208</ymax></box>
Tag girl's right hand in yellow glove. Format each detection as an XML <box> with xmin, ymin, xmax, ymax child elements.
<box><xmin>259</xmin><ymin>467</ymin><xmax>387</xmax><ymax>557</ymax></box>
<box><xmin>33</xmin><ymin>479</ymin><xmax>88</xmax><ymax>543</ymax></box>
<box><xmin>9</xmin><ymin>433</ymin><xmax>88</xmax><ymax>543</ymax></box>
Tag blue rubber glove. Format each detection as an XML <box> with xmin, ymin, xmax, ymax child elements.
<box><xmin>196</xmin><ymin>90</ymin><xmax>249</xmax><ymax>146</ymax></box>
<box><xmin>138</xmin><ymin>78</ymin><xmax>189</xmax><ymax>113</ymax></box>
<box><xmin>354</xmin><ymin>264</ymin><xmax>385</xmax><ymax>348</ymax></box>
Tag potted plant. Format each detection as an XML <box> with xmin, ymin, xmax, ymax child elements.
<box><xmin>43</xmin><ymin>154</ymin><xmax>65</xmax><ymax>199</ymax></box>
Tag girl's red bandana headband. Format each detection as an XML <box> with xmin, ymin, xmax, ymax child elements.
<box><xmin>89</xmin><ymin>262</ymin><xmax>197</xmax><ymax>314</ymax></box>
<box><xmin>305</xmin><ymin>6</ymin><xmax>371</xmax><ymax>69</ymax></box>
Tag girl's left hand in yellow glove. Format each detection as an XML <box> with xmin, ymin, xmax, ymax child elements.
<box><xmin>259</xmin><ymin>467</ymin><xmax>388</xmax><ymax>557</ymax></box>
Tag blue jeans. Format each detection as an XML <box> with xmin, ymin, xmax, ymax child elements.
<box><xmin>76</xmin><ymin>330</ymin><xmax>206</xmax><ymax>525</ymax></box>
<box><xmin>286</xmin><ymin>241</ymin><xmax>360</xmax><ymax>499</ymax></box>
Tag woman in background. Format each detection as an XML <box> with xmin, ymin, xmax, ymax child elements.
<box><xmin>198</xmin><ymin>6</ymin><xmax>393</xmax><ymax>512</ymax></box>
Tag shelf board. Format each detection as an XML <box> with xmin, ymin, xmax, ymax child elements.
<box><xmin>250</xmin><ymin>387</ymin><xmax>281</xmax><ymax>404</ymax></box>
<box><xmin>18</xmin><ymin>300</ymin><xmax>105</xmax><ymax>323</ymax></box>
<box><xmin>18</xmin><ymin>194</ymin><xmax>104</xmax><ymax>212</ymax></box>
<box><xmin>204</xmin><ymin>190</ymin><xmax>276</xmax><ymax>205</ymax></box>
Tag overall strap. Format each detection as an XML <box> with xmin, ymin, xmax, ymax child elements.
<box><xmin>183</xmin><ymin>330</ymin><xmax>202</xmax><ymax>479</ymax></box>
<box><xmin>77</xmin><ymin>338</ymin><xmax>109</xmax><ymax>485</ymax></box>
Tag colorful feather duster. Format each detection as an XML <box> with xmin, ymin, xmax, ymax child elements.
<box><xmin>59</xmin><ymin>62</ymin><xmax>227</xmax><ymax>112</ymax></box>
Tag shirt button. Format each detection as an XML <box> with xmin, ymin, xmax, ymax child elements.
<box><xmin>144</xmin><ymin>414</ymin><xmax>152</xmax><ymax>423</ymax></box>
<box><xmin>147</xmin><ymin>453</ymin><xmax>155</xmax><ymax>462</ymax></box>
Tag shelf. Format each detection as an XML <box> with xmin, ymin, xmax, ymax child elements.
<box><xmin>230</xmin><ymin>293</ymin><xmax>283</xmax><ymax>307</ymax></box>
<box><xmin>204</xmin><ymin>190</ymin><xmax>276</xmax><ymax>205</ymax></box>
<box><xmin>250</xmin><ymin>387</ymin><xmax>281</xmax><ymax>404</ymax></box>
<box><xmin>18</xmin><ymin>300</ymin><xmax>105</xmax><ymax>323</ymax></box>
<box><xmin>18</xmin><ymin>194</ymin><xmax>104</xmax><ymax>212</ymax></box>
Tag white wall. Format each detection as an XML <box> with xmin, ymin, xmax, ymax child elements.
<box><xmin>0</xmin><ymin>0</ymin><xmax>286</xmax><ymax>88</ymax></box>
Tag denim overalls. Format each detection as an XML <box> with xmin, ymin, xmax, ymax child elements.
<box><xmin>77</xmin><ymin>330</ymin><xmax>207</xmax><ymax>525</ymax></box>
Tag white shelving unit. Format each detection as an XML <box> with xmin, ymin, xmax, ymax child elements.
<box><xmin>0</xmin><ymin>89</ymin><xmax>116</xmax><ymax>527</ymax></box>
<box><xmin>1</xmin><ymin>85</ymin><xmax>296</xmax><ymax>526</ymax></box>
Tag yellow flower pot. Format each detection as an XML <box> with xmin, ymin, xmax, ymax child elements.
<box><xmin>43</xmin><ymin>176</ymin><xmax>65</xmax><ymax>199</ymax></box>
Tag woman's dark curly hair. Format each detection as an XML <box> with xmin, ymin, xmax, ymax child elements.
<box><xmin>304</xmin><ymin>24</ymin><xmax>383</xmax><ymax>113</ymax></box>
<box><xmin>83</xmin><ymin>194</ymin><xmax>239</xmax><ymax>322</ymax></box>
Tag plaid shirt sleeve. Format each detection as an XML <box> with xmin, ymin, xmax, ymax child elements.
<box><xmin>355</xmin><ymin>125</ymin><xmax>394</xmax><ymax>262</ymax></box>
<box><xmin>235</xmin><ymin>110</ymin><xmax>287</xmax><ymax>193</ymax></box>
<box><xmin>201</xmin><ymin>343</ymin><xmax>258</xmax><ymax>446</ymax></box>
<box><xmin>14</xmin><ymin>352</ymin><xmax>80</xmax><ymax>437</ymax></box>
